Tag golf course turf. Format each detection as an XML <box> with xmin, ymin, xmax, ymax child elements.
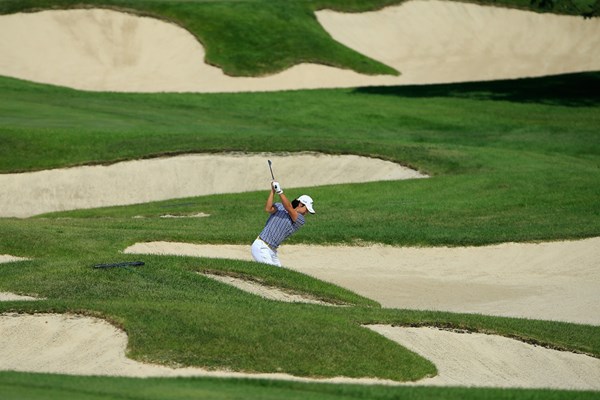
<box><xmin>0</xmin><ymin>0</ymin><xmax>599</xmax><ymax>398</ymax></box>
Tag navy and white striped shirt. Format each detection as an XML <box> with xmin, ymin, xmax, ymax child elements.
<box><xmin>259</xmin><ymin>203</ymin><xmax>305</xmax><ymax>249</ymax></box>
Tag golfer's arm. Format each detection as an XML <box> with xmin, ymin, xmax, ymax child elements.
<box><xmin>265</xmin><ymin>189</ymin><xmax>276</xmax><ymax>213</ymax></box>
<box><xmin>279</xmin><ymin>193</ymin><xmax>298</xmax><ymax>221</ymax></box>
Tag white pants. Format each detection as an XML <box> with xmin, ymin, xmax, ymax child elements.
<box><xmin>251</xmin><ymin>238</ymin><xmax>281</xmax><ymax>267</ymax></box>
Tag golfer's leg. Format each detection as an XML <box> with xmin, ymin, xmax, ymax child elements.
<box><xmin>270</xmin><ymin>251</ymin><xmax>282</xmax><ymax>267</ymax></box>
<box><xmin>251</xmin><ymin>239</ymin><xmax>266</xmax><ymax>262</ymax></box>
<box><xmin>252</xmin><ymin>239</ymin><xmax>277</xmax><ymax>266</ymax></box>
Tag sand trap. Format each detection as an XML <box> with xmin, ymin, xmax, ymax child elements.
<box><xmin>317</xmin><ymin>0</ymin><xmax>600</xmax><ymax>85</ymax></box>
<box><xmin>0</xmin><ymin>153</ymin><xmax>425</xmax><ymax>218</ymax></box>
<box><xmin>0</xmin><ymin>255</ymin><xmax>29</xmax><ymax>263</ymax></box>
<box><xmin>0</xmin><ymin>8</ymin><xmax>398</xmax><ymax>92</ymax></box>
<box><xmin>0</xmin><ymin>313</ymin><xmax>398</xmax><ymax>384</ymax></box>
<box><xmin>124</xmin><ymin>237</ymin><xmax>600</xmax><ymax>326</ymax></box>
<box><xmin>1</xmin><ymin>313</ymin><xmax>598</xmax><ymax>389</ymax></box>
<box><xmin>0</xmin><ymin>313</ymin><xmax>214</xmax><ymax>378</ymax></box>
<box><xmin>159</xmin><ymin>213</ymin><xmax>210</xmax><ymax>219</ymax></box>
<box><xmin>0</xmin><ymin>293</ymin><xmax>38</xmax><ymax>301</ymax></box>
<box><xmin>366</xmin><ymin>325</ymin><xmax>600</xmax><ymax>390</ymax></box>
<box><xmin>201</xmin><ymin>273</ymin><xmax>338</xmax><ymax>306</ymax></box>
<box><xmin>1</xmin><ymin>1</ymin><xmax>599</xmax><ymax>92</ymax></box>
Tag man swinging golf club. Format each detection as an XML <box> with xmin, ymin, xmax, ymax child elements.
<box><xmin>251</xmin><ymin>161</ymin><xmax>315</xmax><ymax>267</ymax></box>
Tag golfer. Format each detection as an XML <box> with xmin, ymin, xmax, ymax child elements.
<box><xmin>251</xmin><ymin>181</ymin><xmax>315</xmax><ymax>267</ymax></box>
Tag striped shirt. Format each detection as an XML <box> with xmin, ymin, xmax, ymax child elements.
<box><xmin>259</xmin><ymin>203</ymin><xmax>305</xmax><ymax>249</ymax></box>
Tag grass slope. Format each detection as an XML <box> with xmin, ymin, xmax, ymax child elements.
<box><xmin>0</xmin><ymin>73</ymin><xmax>599</xmax><ymax>393</ymax></box>
<box><xmin>1</xmin><ymin>72</ymin><xmax>599</xmax><ymax>245</ymax></box>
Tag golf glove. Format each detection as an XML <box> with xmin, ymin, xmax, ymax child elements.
<box><xmin>272</xmin><ymin>181</ymin><xmax>283</xmax><ymax>194</ymax></box>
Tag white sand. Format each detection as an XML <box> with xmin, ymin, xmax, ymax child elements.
<box><xmin>2</xmin><ymin>313</ymin><xmax>599</xmax><ymax>389</ymax></box>
<box><xmin>366</xmin><ymin>325</ymin><xmax>600</xmax><ymax>390</ymax></box>
<box><xmin>0</xmin><ymin>254</ymin><xmax>29</xmax><ymax>263</ymax></box>
<box><xmin>201</xmin><ymin>273</ymin><xmax>337</xmax><ymax>306</ymax></box>
<box><xmin>0</xmin><ymin>8</ymin><xmax>397</xmax><ymax>92</ymax></box>
<box><xmin>0</xmin><ymin>313</ymin><xmax>402</xmax><ymax>384</ymax></box>
<box><xmin>124</xmin><ymin>237</ymin><xmax>600</xmax><ymax>326</ymax></box>
<box><xmin>0</xmin><ymin>153</ymin><xmax>425</xmax><ymax>218</ymax></box>
<box><xmin>1</xmin><ymin>1</ymin><xmax>599</xmax><ymax>92</ymax></box>
<box><xmin>0</xmin><ymin>293</ymin><xmax>38</xmax><ymax>301</ymax></box>
<box><xmin>317</xmin><ymin>0</ymin><xmax>600</xmax><ymax>85</ymax></box>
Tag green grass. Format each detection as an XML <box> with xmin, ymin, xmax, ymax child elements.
<box><xmin>2</xmin><ymin>72</ymin><xmax>599</xmax><ymax>246</ymax></box>
<box><xmin>2</xmin><ymin>371</ymin><xmax>600</xmax><ymax>400</ymax></box>
<box><xmin>3</xmin><ymin>372</ymin><xmax>600</xmax><ymax>400</ymax></box>
<box><xmin>1</xmin><ymin>72</ymin><xmax>598</xmax><ymax>174</ymax></box>
<box><xmin>0</xmin><ymin>72</ymin><xmax>599</xmax><ymax>398</ymax></box>
<box><xmin>1</xmin><ymin>1</ymin><xmax>599</xmax><ymax>395</ymax></box>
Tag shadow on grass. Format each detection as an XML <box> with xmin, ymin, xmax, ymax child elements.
<box><xmin>353</xmin><ymin>72</ymin><xmax>600</xmax><ymax>107</ymax></box>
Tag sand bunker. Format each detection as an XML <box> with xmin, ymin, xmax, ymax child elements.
<box><xmin>0</xmin><ymin>153</ymin><xmax>425</xmax><ymax>218</ymax></box>
<box><xmin>0</xmin><ymin>7</ymin><xmax>396</xmax><ymax>92</ymax></box>
<box><xmin>0</xmin><ymin>255</ymin><xmax>28</xmax><ymax>263</ymax></box>
<box><xmin>0</xmin><ymin>293</ymin><xmax>38</xmax><ymax>301</ymax></box>
<box><xmin>367</xmin><ymin>325</ymin><xmax>600</xmax><ymax>390</ymax></box>
<box><xmin>1</xmin><ymin>313</ymin><xmax>599</xmax><ymax>389</ymax></box>
<box><xmin>0</xmin><ymin>313</ymin><xmax>209</xmax><ymax>378</ymax></box>
<box><xmin>201</xmin><ymin>273</ymin><xmax>338</xmax><ymax>306</ymax></box>
<box><xmin>0</xmin><ymin>313</ymin><xmax>401</xmax><ymax>383</ymax></box>
<box><xmin>1</xmin><ymin>1</ymin><xmax>599</xmax><ymax>92</ymax></box>
<box><xmin>317</xmin><ymin>0</ymin><xmax>600</xmax><ymax>85</ymax></box>
<box><xmin>124</xmin><ymin>237</ymin><xmax>600</xmax><ymax>326</ymax></box>
<box><xmin>159</xmin><ymin>213</ymin><xmax>210</xmax><ymax>219</ymax></box>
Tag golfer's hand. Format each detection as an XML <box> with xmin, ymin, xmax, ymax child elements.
<box><xmin>272</xmin><ymin>181</ymin><xmax>283</xmax><ymax>194</ymax></box>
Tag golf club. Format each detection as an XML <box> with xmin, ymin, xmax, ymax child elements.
<box><xmin>268</xmin><ymin>159</ymin><xmax>275</xmax><ymax>180</ymax></box>
<box><xmin>92</xmin><ymin>261</ymin><xmax>145</xmax><ymax>269</ymax></box>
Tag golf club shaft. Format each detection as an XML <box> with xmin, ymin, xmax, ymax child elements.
<box><xmin>268</xmin><ymin>160</ymin><xmax>275</xmax><ymax>180</ymax></box>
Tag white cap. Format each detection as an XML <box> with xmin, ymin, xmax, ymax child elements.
<box><xmin>297</xmin><ymin>195</ymin><xmax>315</xmax><ymax>214</ymax></box>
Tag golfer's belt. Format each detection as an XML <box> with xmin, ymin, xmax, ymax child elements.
<box><xmin>258</xmin><ymin>236</ymin><xmax>277</xmax><ymax>252</ymax></box>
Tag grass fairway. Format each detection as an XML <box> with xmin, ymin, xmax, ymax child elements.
<box><xmin>1</xmin><ymin>0</ymin><xmax>600</xmax><ymax>391</ymax></box>
<box><xmin>2</xmin><ymin>372</ymin><xmax>600</xmax><ymax>400</ymax></box>
<box><xmin>1</xmin><ymin>72</ymin><xmax>599</xmax><ymax>245</ymax></box>
<box><xmin>1</xmin><ymin>70</ymin><xmax>599</xmax><ymax>398</ymax></box>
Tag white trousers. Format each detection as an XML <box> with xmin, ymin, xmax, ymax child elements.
<box><xmin>251</xmin><ymin>238</ymin><xmax>281</xmax><ymax>267</ymax></box>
